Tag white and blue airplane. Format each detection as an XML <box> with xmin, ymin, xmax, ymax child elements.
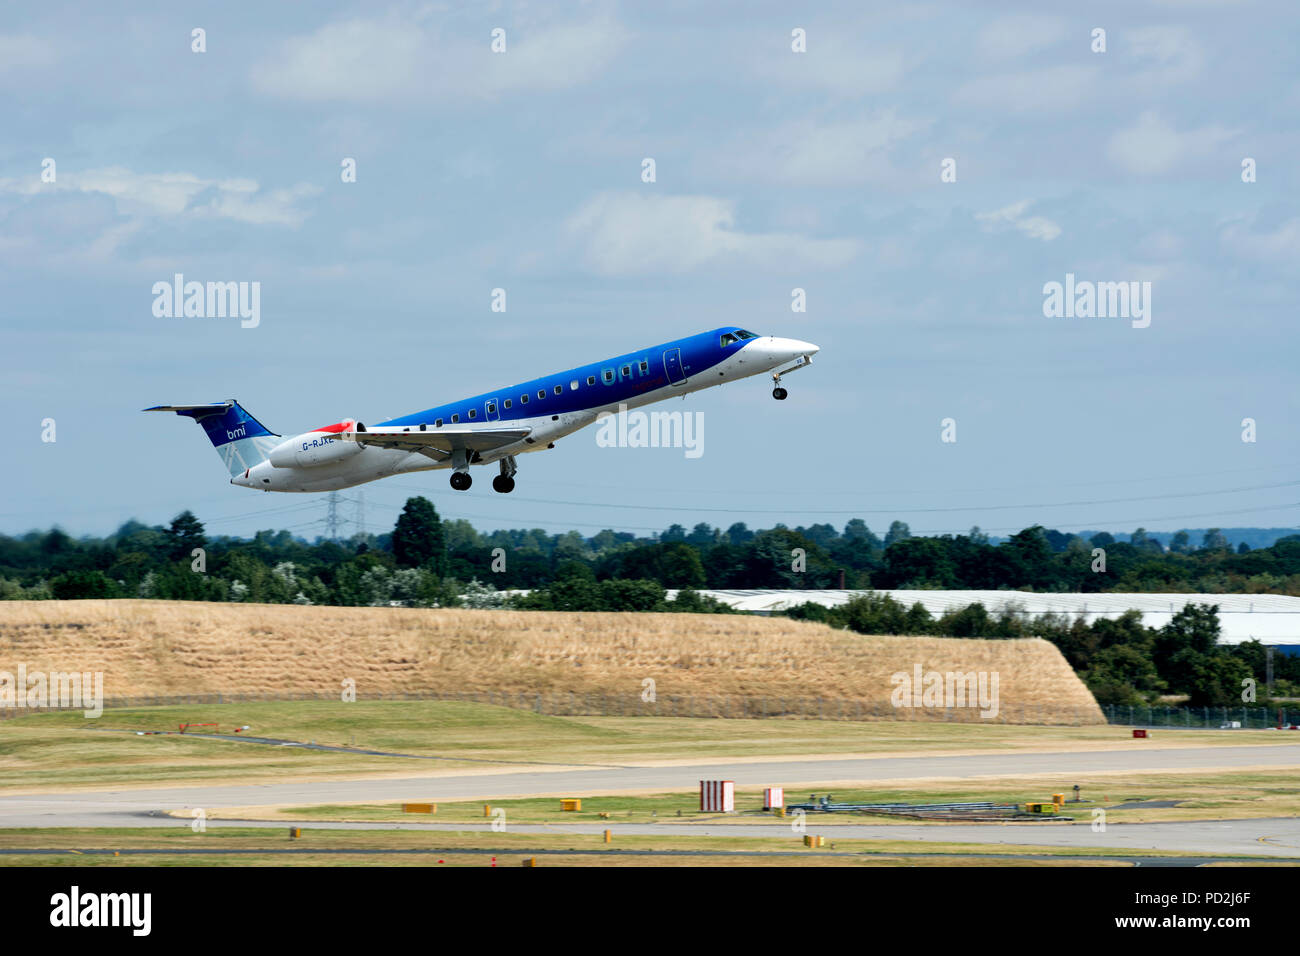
<box><xmin>147</xmin><ymin>328</ymin><xmax>819</xmax><ymax>494</ymax></box>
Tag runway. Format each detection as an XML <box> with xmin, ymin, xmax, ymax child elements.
<box><xmin>3</xmin><ymin>744</ymin><xmax>1298</xmax><ymax>857</ymax></box>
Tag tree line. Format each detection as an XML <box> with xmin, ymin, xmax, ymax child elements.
<box><xmin>3</xmin><ymin>502</ymin><xmax>1296</xmax><ymax>602</ymax></box>
<box><xmin>787</xmin><ymin>593</ymin><xmax>1298</xmax><ymax>708</ymax></box>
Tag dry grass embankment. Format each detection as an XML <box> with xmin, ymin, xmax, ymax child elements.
<box><xmin>0</xmin><ymin>600</ymin><xmax>1103</xmax><ymax>724</ymax></box>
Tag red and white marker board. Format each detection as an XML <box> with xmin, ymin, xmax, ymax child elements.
<box><xmin>763</xmin><ymin>787</ymin><xmax>784</xmax><ymax>810</ymax></box>
<box><xmin>700</xmin><ymin>780</ymin><xmax>735</xmax><ymax>812</ymax></box>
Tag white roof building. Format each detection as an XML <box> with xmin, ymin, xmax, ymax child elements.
<box><xmin>666</xmin><ymin>589</ymin><xmax>1300</xmax><ymax>648</ymax></box>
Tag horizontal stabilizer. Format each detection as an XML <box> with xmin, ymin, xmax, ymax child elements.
<box><xmin>144</xmin><ymin>403</ymin><xmax>234</xmax><ymax>414</ymax></box>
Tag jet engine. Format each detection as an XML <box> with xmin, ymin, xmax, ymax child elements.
<box><xmin>268</xmin><ymin>420</ymin><xmax>365</xmax><ymax>468</ymax></box>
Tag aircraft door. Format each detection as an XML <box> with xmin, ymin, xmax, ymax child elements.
<box><xmin>663</xmin><ymin>348</ymin><xmax>686</xmax><ymax>385</ymax></box>
<box><xmin>484</xmin><ymin>398</ymin><xmax>500</xmax><ymax>422</ymax></box>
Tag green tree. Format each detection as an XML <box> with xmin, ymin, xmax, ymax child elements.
<box><xmin>164</xmin><ymin>510</ymin><xmax>206</xmax><ymax>561</ymax></box>
<box><xmin>884</xmin><ymin>520</ymin><xmax>911</xmax><ymax>548</ymax></box>
<box><xmin>50</xmin><ymin>569</ymin><xmax>117</xmax><ymax>599</ymax></box>
<box><xmin>391</xmin><ymin>497</ymin><xmax>447</xmax><ymax>573</ymax></box>
<box><xmin>1201</xmin><ymin>528</ymin><xmax>1229</xmax><ymax>551</ymax></box>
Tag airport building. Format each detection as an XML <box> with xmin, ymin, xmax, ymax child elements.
<box><xmin>667</xmin><ymin>589</ymin><xmax>1300</xmax><ymax>653</ymax></box>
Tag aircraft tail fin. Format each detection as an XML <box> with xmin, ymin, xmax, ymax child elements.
<box><xmin>145</xmin><ymin>401</ymin><xmax>281</xmax><ymax>478</ymax></box>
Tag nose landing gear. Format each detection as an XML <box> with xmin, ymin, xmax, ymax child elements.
<box><xmin>770</xmin><ymin>353</ymin><xmax>813</xmax><ymax>400</ymax></box>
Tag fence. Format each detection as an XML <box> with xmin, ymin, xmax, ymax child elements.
<box><xmin>1099</xmin><ymin>702</ymin><xmax>1294</xmax><ymax>729</ymax></box>
<box><xmin>3</xmin><ymin>687</ymin><xmax>1289</xmax><ymax>728</ymax></box>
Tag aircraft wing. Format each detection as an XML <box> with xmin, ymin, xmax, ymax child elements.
<box><xmin>337</xmin><ymin>425</ymin><xmax>532</xmax><ymax>454</ymax></box>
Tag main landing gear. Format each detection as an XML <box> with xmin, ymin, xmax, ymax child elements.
<box><xmin>450</xmin><ymin>454</ymin><xmax>518</xmax><ymax>492</ymax></box>
<box><xmin>449</xmin><ymin>448</ymin><xmax>472</xmax><ymax>491</ymax></box>
<box><xmin>492</xmin><ymin>455</ymin><xmax>517</xmax><ymax>494</ymax></box>
<box><xmin>772</xmin><ymin>386</ymin><xmax>788</xmax><ymax>401</ymax></box>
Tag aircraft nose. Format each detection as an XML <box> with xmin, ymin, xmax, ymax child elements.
<box><xmin>766</xmin><ymin>336</ymin><xmax>819</xmax><ymax>360</ymax></box>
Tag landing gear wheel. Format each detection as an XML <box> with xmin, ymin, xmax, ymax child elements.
<box><xmin>772</xmin><ymin>387</ymin><xmax>788</xmax><ymax>400</ymax></box>
<box><xmin>449</xmin><ymin>472</ymin><xmax>472</xmax><ymax>491</ymax></box>
<box><xmin>492</xmin><ymin>475</ymin><xmax>515</xmax><ymax>494</ymax></box>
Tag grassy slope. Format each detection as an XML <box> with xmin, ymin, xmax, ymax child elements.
<box><xmin>0</xmin><ymin>600</ymin><xmax>1103</xmax><ymax>723</ymax></box>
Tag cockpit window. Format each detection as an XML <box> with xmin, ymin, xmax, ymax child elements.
<box><xmin>720</xmin><ymin>332</ymin><xmax>738</xmax><ymax>346</ymax></box>
<box><xmin>734</xmin><ymin>329</ymin><xmax>758</xmax><ymax>340</ymax></box>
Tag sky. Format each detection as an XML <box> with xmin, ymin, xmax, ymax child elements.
<box><xmin>3</xmin><ymin>0</ymin><xmax>1298</xmax><ymax>543</ymax></box>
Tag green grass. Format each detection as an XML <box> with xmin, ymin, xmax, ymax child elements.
<box><xmin>3</xmin><ymin>700</ymin><xmax>1289</xmax><ymax>792</ymax></box>
<box><xmin>0</xmin><ymin>825</ymin><xmax>1200</xmax><ymax>866</ymax></box>
<box><xmin>260</xmin><ymin>769</ymin><xmax>1300</xmax><ymax>826</ymax></box>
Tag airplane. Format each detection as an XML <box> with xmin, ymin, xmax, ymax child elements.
<box><xmin>146</xmin><ymin>327</ymin><xmax>819</xmax><ymax>494</ymax></box>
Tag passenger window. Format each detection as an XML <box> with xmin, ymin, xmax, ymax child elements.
<box><xmin>521</xmin><ymin>394</ymin><xmax>528</xmax><ymax>404</ymax></box>
<box><xmin>602</xmin><ymin>369</ymin><xmax>614</xmax><ymax>383</ymax></box>
<box><xmin>468</xmin><ymin>409</ymin><xmax>477</xmax><ymax>420</ymax></box>
<box><xmin>586</xmin><ymin>375</ymin><xmax>595</xmax><ymax>385</ymax></box>
<box><xmin>504</xmin><ymin>399</ymin><xmax>511</xmax><ymax>409</ymax></box>
<box><xmin>486</xmin><ymin>402</ymin><xmax>496</xmax><ymax>414</ymax></box>
<box><xmin>451</xmin><ymin>414</ymin><xmax>459</xmax><ymax>424</ymax></box>
<box><xmin>553</xmin><ymin>385</ymin><xmax>562</xmax><ymax>395</ymax></box>
<box><xmin>538</xmin><ymin>390</ymin><xmax>545</xmax><ymax>399</ymax></box>
<box><xmin>639</xmin><ymin>361</ymin><xmax>648</xmax><ymax>373</ymax></box>
<box><xmin>435</xmin><ymin>419</ymin><xmax>443</xmax><ymax>427</ymax></box>
<box><xmin>621</xmin><ymin>365</ymin><xmax>631</xmax><ymax>378</ymax></box>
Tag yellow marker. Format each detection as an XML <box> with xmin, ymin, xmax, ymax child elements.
<box><xmin>604</xmin><ymin>829</ymin><xmax>611</xmax><ymax>844</ymax></box>
<box><xmin>484</xmin><ymin>804</ymin><xmax>491</xmax><ymax>817</ymax></box>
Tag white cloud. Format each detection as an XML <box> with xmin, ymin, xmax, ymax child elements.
<box><xmin>0</xmin><ymin>167</ymin><xmax>320</xmax><ymax>227</ymax></box>
<box><xmin>1219</xmin><ymin>216</ymin><xmax>1300</xmax><ymax>265</ymax></box>
<box><xmin>714</xmin><ymin>111</ymin><xmax>927</xmax><ymax>186</ymax></box>
<box><xmin>563</xmin><ymin>192</ymin><xmax>859</xmax><ymax>275</ymax></box>
<box><xmin>954</xmin><ymin>65</ymin><xmax>1095</xmax><ymax>113</ymax></box>
<box><xmin>975</xmin><ymin>15</ymin><xmax>1067</xmax><ymax>61</ymax></box>
<box><xmin>1107</xmin><ymin>112</ymin><xmax>1237</xmax><ymax>175</ymax></box>
<box><xmin>975</xmin><ymin>200</ymin><xmax>1061</xmax><ymax>241</ymax></box>
<box><xmin>0</xmin><ymin>34</ymin><xmax>55</xmax><ymax>72</ymax></box>
<box><xmin>753</xmin><ymin>34</ymin><xmax>904</xmax><ymax>96</ymax></box>
<box><xmin>1127</xmin><ymin>26</ymin><xmax>1204</xmax><ymax>85</ymax></box>
<box><xmin>251</xmin><ymin>14</ymin><xmax>628</xmax><ymax>103</ymax></box>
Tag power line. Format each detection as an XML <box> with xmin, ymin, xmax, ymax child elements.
<box><xmin>383</xmin><ymin>478</ymin><xmax>1300</xmax><ymax>517</ymax></box>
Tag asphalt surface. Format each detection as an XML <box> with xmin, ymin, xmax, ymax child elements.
<box><xmin>4</xmin><ymin>744</ymin><xmax>1299</xmax><ymax>857</ymax></box>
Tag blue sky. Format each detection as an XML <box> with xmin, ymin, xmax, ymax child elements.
<box><xmin>3</xmin><ymin>1</ymin><xmax>1297</xmax><ymax>542</ymax></box>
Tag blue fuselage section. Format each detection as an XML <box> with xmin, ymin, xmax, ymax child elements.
<box><xmin>379</xmin><ymin>327</ymin><xmax>743</xmax><ymax>429</ymax></box>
